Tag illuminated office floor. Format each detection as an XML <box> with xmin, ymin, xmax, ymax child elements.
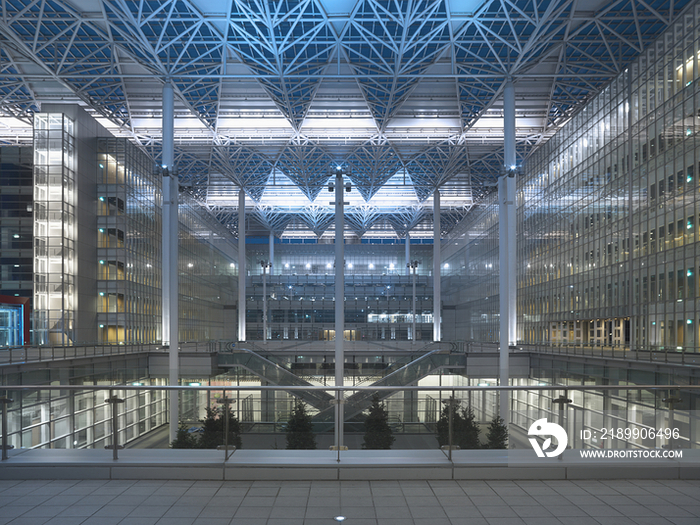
<box><xmin>0</xmin><ymin>478</ymin><xmax>698</xmax><ymax>525</ymax></box>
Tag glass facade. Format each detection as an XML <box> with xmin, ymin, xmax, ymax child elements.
<box><xmin>245</xmin><ymin>243</ymin><xmax>434</xmax><ymax>341</ymax></box>
<box><xmin>2</xmin><ymin>358</ymin><xmax>167</xmax><ymax>450</ymax></box>
<box><xmin>96</xmin><ymin>139</ymin><xmax>239</xmax><ymax>344</ymax></box>
<box><xmin>33</xmin><ymin>113</ymin><xmax>76</xmax><ymax>346</ymax></box>
<box><xmin>0</xmin><ymin>303</ymin><xmax>24</xmax><ymax>346</ymax></box>
<box><xmin>444</xmin><ymin>2</ymin><xmax>700</xmax><ymax>357</ymax></box>
<box><xmin>178</xmin><ymin>194</ymin><xmax>238</xmax><ymax>342</ymax></box>
<box><xmin>0</xmin><ymin>147</ymin><xmax>33</xmax><ymax>307</ymax></box>
<box><xmin>97</xmin><ymin>138</ymin><xmax>162</xmax><ymax>344</ymax></box>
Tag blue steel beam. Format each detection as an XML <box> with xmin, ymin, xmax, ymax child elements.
<box><xmin>211</xmin><ymin>145</ymin><xmax>273</xmax><ymax>202</ymax></box>
<box><xmin>340</xmin><ymin>0</ymin><xmax>451</xmax><ymax>132</ymax></box>
<box><xmin>275</xmin><ymin>141</ymin><xmax>334</xmax><ymax>202</ymax></box>
<box><xmin>344</xmin><ymin>142</ymin><xmax>403</xmax><ymax>201</ymax></box>
<box><xmin>227</xmin><ymin>0</ymin><xmax>336</xmax><ymax>131</ymax></box>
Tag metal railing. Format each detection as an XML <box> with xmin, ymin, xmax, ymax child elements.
<box><xmin>4</xmin><ymin>338</ymin><xmax>700</xmax><ymax>368</ymax></box>
<box><xmin>0</xmin><ymin>341</ymin><xmax>221</xmax><ymax>366</ymax></box>
<box><xmin>1</xmin><ymin>383</ymin><xmax>698</xmax><ymax>462</ymax></box>
<box><xmin>518</xmin><ymin>342</ymin><xmax>700</xmax><ymax>365</ymax></box>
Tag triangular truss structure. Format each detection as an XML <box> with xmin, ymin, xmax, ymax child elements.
<box><xmin>0</xmin><ymin>46</ymin><xmax>38</xmax><ymax>122</ymax></box>
<box><xmin>276</xmin><ymin>142</ymin><xmax>334</xmax><ymax>202</ymax></box>
<box><xmin>208</xmin><ymin>205</ymin><xmax>239</xmax><ymax>238</ymax></box>
<box><xmin>406</xmin><ymin>144</ymin><xmax>468</xmax><ymax>202</ymax></box>
<box><xmin>1</xmin><ymin>0</ymin><xmax>132</xmax><ymax>126</ymax></box>
<box><xmin>297</xmin><ymin>205</ymin><xmax>335</xmax><ymax>237</ymax></box>
<box><xmin>385</xmin><ymin>206</ymin><xmax>428</xmax><ymax>238</ymax></box>
<box><xmin>211</xmin><ymin>146</ymin><xmax>272</xmax><ymax>202</ymax></box>
<box><xmin>345</xmin><ymin>142</ymin><xmax>403</xmax><ymax>202</ymax></box>
<box><xmin>345</xmin><ymin>205</ymin><xmax>382</xmax><ymax>237</ymax></box>
<box><xmin>252</xmin><ymin>205</ymin><xmax>292</xmax><ymax>237</ymax></box>
<box><xmin>0</xmin><ymin>0</ymin><xmax>692</xmax><ymax>239</ymax></box>
<box><xmin>227</xmin><ymin>0</ymin><xmax>335</xmax><ymax>131</ymax></box>
<box><xmin>340</xmin><ymin>0</ymin><xmax>451</xmax><ymax>132</ymax></box>
<box><xmin>174</xmin><ymin>149</ymin><xmax>210</xmax><ymax>197</ymax></box>
<box><xmin>440</xmin><ymin>207</ymin><xmax>471</xmax><ymax>236</ymax></box>
<box><xmin>104</xmin><ymin>0</ymin><xmax>224</xmax><ymax>129</ymax></box>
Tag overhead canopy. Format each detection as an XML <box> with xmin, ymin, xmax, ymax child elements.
<box><xmin>0</xmin><ymin>0</ymin><xmax>690</xmax><ymax>237</ymax></box>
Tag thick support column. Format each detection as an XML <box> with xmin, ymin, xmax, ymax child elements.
<box><xmin>499</xmin><ymin>79</ymin><xmax>517</xmax><ymax>425</ymax></box>
<box><xmin>433</xmin><ymin>190</ymin><xmax>441</xmax><ymax>341</ymax></box>
<box><xmin>504</xmin><ymin>80</ymin><xmax>516</xmax><ymax>171</ymax></box>
<box><xmin>334</xmin><ymin>171</ymin><xmax>345</xmax><ymax>450</ymax></box>
<box><xmin>269</xmin><ymin>232</ymin><xmax>274</xmax><ymax>275</ymax></box>
<box><xmin>411</xmin><ymin>263</ymin><xmax>417</xmax><ymax>344</ymax></box>
<box><xmin>238</xmin><ymin>189</ymin><xmax>246</xmax><ymax>341</ymax></box>
<box><xmin>162</xmin><ymin>81</ymin><xmax>179</xmax><ymax>443</ymax></box>
<box><xmin>405</xmin><ymin>233</ymin><xmax>410</xmax><ymax>276</ymax></box>
<box><xmin>262</xmin><ymin>263</ymin><xmax>268</xmax><ymax>342</ymax></box>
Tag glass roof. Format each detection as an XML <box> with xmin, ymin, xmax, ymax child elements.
<box><xmin>0</xmin><ymin>0</ymin><xmax>691</xmax><ymax>237</ymax></box>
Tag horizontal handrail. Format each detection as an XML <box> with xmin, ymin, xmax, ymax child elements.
<box><xmin>1</xmin><ymin>383</ymin><xmax>697</xmax><ymax>393</ymax></box>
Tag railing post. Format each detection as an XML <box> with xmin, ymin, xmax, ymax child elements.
<box><xmin>663</xmin><ymin>391</ymin><xmax>681</xmax><ymax>451</ymax></box>
<box><xmin>216</xmin><ymin>390</ymin><xmax>236</xmax><ymax>460</ymax></box>
<box><xmin>1</xmin><ymin>397</ymin><xmax>14</xmax><ymax>460</ymax></box>
<box><xmin>105</xmin><ymin>394</ymin><xmax>125</xmax><ymax>460</ymax></box>
<box><xmin>224</xmin><ymin>392</ymin><xmax>229</xmax><ymax>452</ymax></box>
<box><xmin>552</xmin><ymin>390</ymin><xmax>572</xmax><ymax>456</ymax></box>
<box><xmin>448</xmin><ymin>395</ymin><xmax>454</xmax><ymax>462</ymax></box>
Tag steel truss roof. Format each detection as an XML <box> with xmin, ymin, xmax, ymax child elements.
<box><xmin>0</xmin><ymin>0</ymin><xmax>692</xmax><ymax>238</ymax></box>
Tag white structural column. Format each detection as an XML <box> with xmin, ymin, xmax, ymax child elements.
<box><xmin>499</xmin><ymin>79</ymin><xmax>517</xmax><ymax>424</ymax></box>
<box><xmin>238</xmin><ymin>189</ymin><xmax>246</xmax><ymax>341</ymax></box>
<box><xmin>411</xmin><ymin>262</ymin><xmax>417</xmax><ymax>344</ymax></box>
<box><xmin>261</xmin><ymin>262</ymin><xmax>268</xmax><ymax>342</ymax></box>
<box><xmin>162</xmin><ymin>81</ymin><xmax>179</xmax><ymax>443</ymax></box>
<box><xmin>405</xmin><ymin>233</ymin><xmax>410</xmax><ymax>276</ymax></box>
<box><xmin>433</xmin><ymin>190</ymin><xmax>441</xmax><ymax>341</ymax></box>
<box><xmin>269</xmin><ymin>232</ymin><xmax>274</xmax><ymax>274</ymax></box>
<box><xmin>334</xmin><ymin>171</ymin><xmax>345</xmax><ymax>450</ymax></box>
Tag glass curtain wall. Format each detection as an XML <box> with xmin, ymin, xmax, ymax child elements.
<box><xmin>97</xmin><ymin>138</ymin><xmax>161</xmax><ymax>344</ymax></box>
<box><xmin>0</xmin><ymin>147</ymin><xmax>34</xmax><ymax>308</ymax></box>
<box><xmin>444</xmin><ymin>3</ymin><xmax>700</xmax><ymax>356</ymax></box>
<box><xmin>96</xmin><ymin>139</ymin><xmax>238</xmax><ymax>344</ymax></box>
<box><xmin>521</xmin><ymin>4</ymin><xmax>700</xmax><ymax>353</ymax></box>
<box><xmin>1</xmin><ymin>358</ymin><xmax>167</xmax><ymax>450</ymax></box>
<box><xmin>33</xmin><ymin>114</ymin><xmax>76</xmax><ymax>346</ymax></box>
<box><xmin>245</xmin><ymin>243</ymin><xmax>433</xmax><ymax>341</ymax></box>
<box><xmin>178</xmin><ymin>194</ymin><xmax>238</xmax><ymax>342</ymax></box>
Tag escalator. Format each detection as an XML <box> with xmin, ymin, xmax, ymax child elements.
<box><xmin>312</xmin><ymin>345</ymin><xmax>465</xmax><ymax>425</ymax></box>
<box><xmin>217</xmin><ymin>347</ymin><xmax>334</xmax><ymax>411</ymax></box>
<box><xmin>218</xmin><ymin>343</ymin><xmax>464</xmax><ymax>427</ymax></box>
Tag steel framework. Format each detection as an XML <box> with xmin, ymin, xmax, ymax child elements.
<box><xmin>0</xmin><ymin>0</ymin><xmax>690</xmax><ymax>237</ymax></box>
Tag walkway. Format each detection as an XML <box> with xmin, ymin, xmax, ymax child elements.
<box><xmin>0</xmin><ymin>478</ymin><xmax>698</xmax><ymax>525</ymax></box>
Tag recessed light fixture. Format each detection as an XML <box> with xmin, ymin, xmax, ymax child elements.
<box><xmin>334</xmin><ymin>517</ymin><xmax>346</xmax><ymax>522</ymax></box>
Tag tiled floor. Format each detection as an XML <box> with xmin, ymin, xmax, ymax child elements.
<box><xmin>0</xmin><ymin>478</ymin><xmax>698</xmax><ymax>525</ymax></box>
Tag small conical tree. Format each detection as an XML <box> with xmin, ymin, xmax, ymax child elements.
<box><xmin>484</xmin><ymin>416</ymin><xmax>508</xmax><ymax>449</ymax></box>
<box><xmin>198</xmin><ymin>406</ymin><xmax>242</xmax><ymax>449</ymax></box>
<box><xmin>436</xmin><ymin>397</ymin><xmax>464</xmax><ymax>447</ymax></box>
<box><xmin>362</xmin><ymin>394</ymin><xmax>395</xmax><ymax>449</ymax></box>
<box><xmin>170</xmin><ymin>426</ymin><xmax>199</xmax><ymax>449</ymax></box>
<box><xmin>458</xmin><ymin>407</ymin><xmax>481</xmax><ymax>449</ymax></box>
<box><xmin>286</xmin><ymin>400</ymin><xmax>316</xmax><ymax>449</ymax></box>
